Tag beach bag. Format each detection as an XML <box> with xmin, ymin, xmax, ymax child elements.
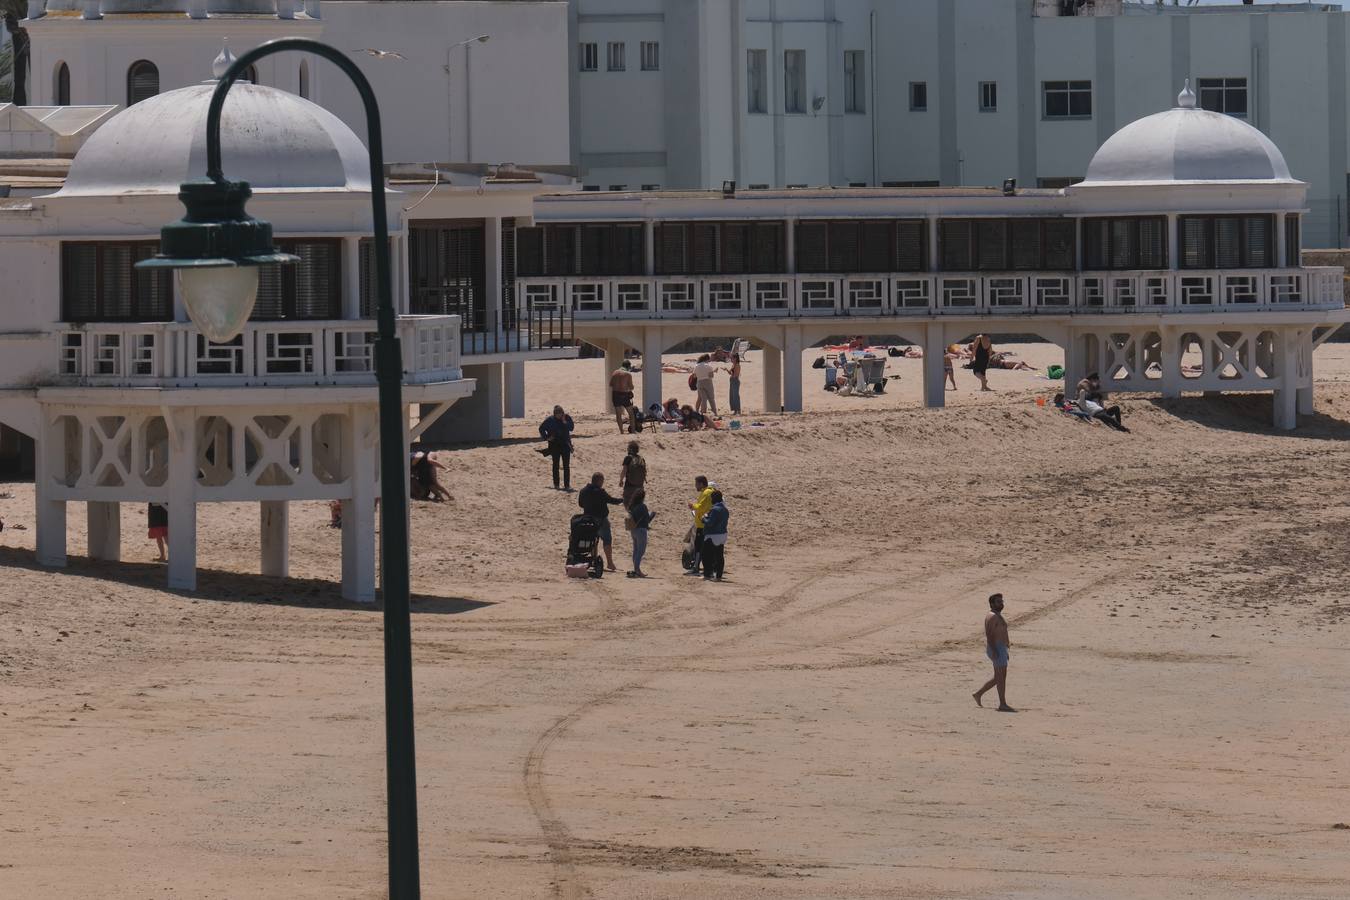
<box><xmin>812</xmin><ymin>356</ymin><xmax>826</xmax><ymax>369</ymax></box>
<box><xmin>565</xmin><ymin>563</ymin><xmax>592</xmax><ymax>578</ymax></box>
<box><xmin>688</xmin><ymin>373</ymin><xmax>698</xmax><ymax>391</ymax></box>
<box><xmin>1047</xmin><ymin>364</ymin><xmax>1065</xmax><ymax>380</ymax></box>
<box><xmin>628</xmin><ymin>454</ymin><xmax>647</xmax><ymax>484</ymax></box>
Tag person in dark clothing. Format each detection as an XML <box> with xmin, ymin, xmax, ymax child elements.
<box><xmin>970</xmin><ymin>334</ymin><xmax>993</xmax><ymax>392</ymax></box>
<box><xmin>538</xmin><ymin>404</ymin><xmax>575</xmax><ymax>490</ymax></box>
<box><xmin>147</xmin><ymin>502</ymin><xmax>168</xmax><ymax>562</ymax></box>
<box><xmin>626</xmin><ymin>488</ymin><xmax>655</xmax><ymax>578</ymax></box>
<box><xmin>578</xmin><ymin>472</ymin><xmax>623</xmax><ymax>571</ymax></box>
<box><xmin>700</xmin><ymin>490</ymin><xmax>729</xmax><ymax>582</ymax></box>
<box><xmin>620</xmin><ymin>440</ymin><xmax>647</xmax><ymax>508</ymax></box>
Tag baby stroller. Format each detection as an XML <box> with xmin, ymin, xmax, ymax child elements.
<box><xmin>566</xmin><ymin>514</ymin><xmax>605</xmax><ymax>579</ymax></box>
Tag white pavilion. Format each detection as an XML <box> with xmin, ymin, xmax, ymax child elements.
<box><xmin>0</xmin><ymin>55</ymin><xmax>472</xmax><ymax>599</ymax></box>
<box><xmin>518</xmin><ymin>84</ymin><xmax>1350</xmax><ymax>428</ymax></box>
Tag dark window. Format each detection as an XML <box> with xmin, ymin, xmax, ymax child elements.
<box><xmin>785</xmin><ymin>50</ymin><xmax>806</xmax><ymax>114</ymax></box>
<box><xmin>1037</xmin><ymin>176</ymin><xmax>1082</xmax><ymax>189</ymax></box>
<box><xmin>979</xmin><ymin>81</ymin><xmax>997</xmax><ymax>112</ymax></box>
<box><xmin>254</xmin><ymin>239</ymin><xmax>342</xmax><ymax>320</ymax></box>
<box><xmin>1179</xmin><ymin>215</ymin><xmax>1273</xmax><ymax>269</ymax></box>
<box><xmin>795</xmin><ymin>222</ymin><xmax>829</xmax><ymax>272</ymax></box>
<box><xmin>641</xmin><ymin>41</ymin><xmax>660</xmax><ymax>71</ymax></box>
<box><xmin>1285</xmin><ymin>215</ymin><xmax>1301</xmax><ymax>266</ymax></box>
<box><xmin>55</xmin><ymin>62</ymin><xmax>70</xmax><ymax>106</ymax></box>
<box><xmin>579</xmin><ymin>43</ymin><xmax>598</xmax><ymax>72</ymax></box>
<box><xmin>655</xmin><ymin>222</ymin><xmax>787</xmax><ymax>274</ymax></box>
<box><xmin>1043</xmin><ymin>80</ymin><xmax>1091</xmax><ymax>119</ymax></box>
<box><xmin>516</xmin><ymin>226</ymin><xmax>545</xmax><ymax>276</ymax></box>
<box><xmin>656</xmin><ymin>223</ymin><xmax>688</xmax><ymax>274</ymax></box>
<box><xmin>357</xmin><ymin>238</ymin><xmax>383</xmax><ymax>318</ymax></box>
<box><xmin>940</xmin><ymin>219</ymin><xmax>1076</xmax><ymax>271</ymax></box>
<box><xmin>578</xmin><ymin>223</ymin><xmax>644</xmax><ymax>275</ymax></box>
<box><xmin>748</xmin><ymin>50</ymin><xmax>768</xmax><ymax>114</ymax></box>
<box><xmin>127</xmin><ymin>60</ymin><xmax>159</xmax><ymax>106</ymax></box>
<box><xmin>408</xmin><ymin>222</ymin><xmax>487</xmax><ymax>326</ymax></box>
<box><xmin>798</xmin><ymin>220</ymin><xmax>928</xmax><ymax>273</ymax></box>
<box><xmin>1197</xmin><ymin>78</ymin><xmax>1247</xmax><ymax>117</ymax></box>
<box><xmin>607</xmin><ymin>41</ymin><xmax>626</xmax><ymax>72</ymax></box>
<box><xmin>883</xmin><ymin>180</ymin><xmax>940</xmax><ymax>188</ymax></box>
<box><xmin>61</xmin><ymin>242</ymin><xmax>173</xmax><ymax>322</ymax></box>
<box><xmin>1082</xmin><ymin>217</ymin><xmax>1167</xmax><ymax>270</ymax></box>
<box><xmin>845</xmin><ymin>50</ymin><xmax>865</xmax><ymax>113</ymax></box>
<box><xmin>910</xmin><ymin>81</ymin><xmax>928</xmax><ymax>111</ymax></box>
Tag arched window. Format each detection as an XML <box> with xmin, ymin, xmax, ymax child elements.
<box><xmin>243</xmin><ymin>64</ymin><xmax>259</xmax><ymax>85</ymax></box>
<box><xmin>55</xmin><ymin>63</ymin><xmax>70</xmax><ymax>106</ymax></box>
<box><xmin>298</xmin><ymin>60</ymin><xmax>309</xmax><ymax>99</ymax></box>
<box><xmin>126</xmin><ymin>60</ymin><xmax>159</xmax><ymax>106</ymax></box>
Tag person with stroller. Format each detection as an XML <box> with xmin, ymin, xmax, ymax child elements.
<box><xmin>538</xmin><ymin>405</ymin><xmax>575</xmax><ymax>490</ymax></box>
<box><xmin>578</xmin><ymin>472</ymin><xmax>623</xmax><ymax>572</ymax></box>
<box><xmin>700</xmin><ymin>490</ymin><xmax>729</xmax><ymax>582</ymax></box>
<box><xmin>1075</xmin><ymin>373</ymin><xmax>1130</xmax><ymax>432</ymax></box>
<box><xmin>626</xmin><ymin>489</ymin><xmax>655</xmax><ymax>578</ymax></box>
<box><xmin>686</xmin><ymin>475</ymin><xmax>715</xmax><ymax>574</ymax></box>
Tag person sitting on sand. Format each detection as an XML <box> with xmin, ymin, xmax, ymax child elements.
<box><xmin>710</xmin><ymin>345</ymin><xmax>733</xmax><ymax>363</ymax></box>
<box><xmin>410</xmin><ymin>451</ymin><xmax>451</xmax><ymax>502</ymax></box>
<box><xmin>1075</xmin><ymin>373</ymin><xmax>1130</xmax><ymax>432</ymax></box>
<box><xmin>679</xmin><ymin>404</ymin><xmax>707</xmax><ymax>431</ymax></box>
<box><xmin>948</xmin><ymin>343</ymin><xmax>972</xmax><ymax>360</ymax></box>
<box><xmin>662</xmin><ymin>398</ymin><xmax>682</xmax><ymax>422</ymax></box>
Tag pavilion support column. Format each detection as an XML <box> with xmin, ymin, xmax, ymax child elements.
<box><xmin>166</xmin><ymin>410</ymin><xmax>198</xmax><ymax>592</ymax></box>
<box><xmin>87</xmin><ymin>501</ymin><xmax>121</xmax><ymax>562</ymax></box>
<box><xmin>1273</xmin><ymin>328</ymin><xmax>1298</xmax><ymax>431</ymax></box>
<box><xmin>342</xmin><ymin>406</ymin><xmax>377</xmax><ymax>603</ymax></box>
<box><xmin>1062</xmin><ymin>328</ymin><xmax>1086</xmax><ymax>400</ymax></box>
<box><xmin>260</xmin><ymin>500</ymin><xmax>289</xmax><ymax>578</ymax></box>
<box><xmin>503</xmin><ymin>361</ymin><xmax>526</xmax><ymax>419</ymax></box>
<box><xmin>1297</xmin><ymin>329</ymin><xmax>1315</xmax><ymax>415</ymax></box>
<box><xmin>1160</xmin><ymin>325</ymin><xmax>1182</xmax><ymax>399</ymax></box>
<box><xmin>642</xmin><ymin>326</ymin><xmax>665</xmax><ymax>411</ymax></box>
<box><xmin>602</xmin><ymin>339</ymin><xmax>622</xmax><ymax>414</ymax></box>
<box><xmin>782</xmin><ymin>325</ymin><xmax>804</xmax><ymax>413</ymax></box>
<box><xmin>761</xmin><ymin>343</ymin><xmax>782</xmax><ymax>413</ymax></box>
<box><xmin>35</xmin><ymin>412</ymin><xmax>67</xmax><ymax>568</ymax></box>
<box><xmin>922</xmin><ymin>321</ymin><xmax>947</xmax><ymax>409</ymax></box>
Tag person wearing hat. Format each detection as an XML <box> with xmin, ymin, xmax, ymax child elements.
<box><xmin>609</xmin><ymin>360</ymin><xmax>639</xmax><ymax>435</ymax></box>
<box><xmin>538</xmin><ymin>405</ymin><xmax>575</xmax><ymax>491</ymax></box>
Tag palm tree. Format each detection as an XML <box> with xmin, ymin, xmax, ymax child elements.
<box><xmin>1</xmin><ymin>0</ymin><xmax>28</xmax><ymax>105</ymax></box>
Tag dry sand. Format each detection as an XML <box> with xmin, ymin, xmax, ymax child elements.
<box><xmin>2</xmin><ymin>341</ymin><xmax>1350</xmax><ymax>899</ymax></box>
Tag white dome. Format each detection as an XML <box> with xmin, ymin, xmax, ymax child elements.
<box><xmin>58</xmin><ymin>82</ymin><xmax>370</xmax><ymax>197</ymax></box>
<box><xmin>1081</xmin><ymin>88</ymin><xmax>1295</xmax><ymax>186</ymax></box>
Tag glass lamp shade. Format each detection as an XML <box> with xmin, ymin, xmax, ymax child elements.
<box><xmin>178</xmin><ymin>266</ymin><xmax>260</xmax><ymax>343</ymax></box>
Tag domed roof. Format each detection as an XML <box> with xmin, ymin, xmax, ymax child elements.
<box><xmin>57</xmin><ymin>82</ymin><xmax>369</xmax><ymax>197</ymax></box>
<box><xmin>1080</xmin><ymin>83</ymin><xmax>1296</xmax><ymax>186</ymax></box>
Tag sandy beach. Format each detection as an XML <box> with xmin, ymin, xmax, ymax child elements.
<box><xmin>2</xmin><ymin>341</ymin><xmax>1349</xmax><ymax>899</ymax></box>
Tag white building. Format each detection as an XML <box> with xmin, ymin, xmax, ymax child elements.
<box><xmin>522</xmin><ymin>84</ymin><xmax>1350</xmax><ymax>429</ymax></box>
<box><xmin>0</xmin><ymin>70</ymin><xmax>474</xmax><ymax>598</ymax></box>
<box><xmin>569</xmin><ymin>0</ymin><xmax>1350</xmax><ymax>247</ymax></box>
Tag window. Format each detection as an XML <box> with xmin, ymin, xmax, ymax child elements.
<box><xmin>654</xmin><ymin>222</ymin><xmax>786</xmax><ymax>275</ymax></box>
<box><xmin>579</xmin><ymin>42</ymin><xmax>598</xmax><ymax>72</ymax></box>
<box><xmin>1043</xmin><ymin>80</ymin><xmax>1091</xmax><ymax>119</ymax></box>
<box><xmin>910</xmin><ymin>82</ymin><xmax>928</xmax><ymax>111</ymax></box>
<box><xmin>980</xmin><ymin>81</ymin><xmax>997</xmax><ymax>112</ymax></box>
<box><xmin>61</xmin><ymin>242</ymin><xmax>173</xmax><ymax>322</ymax></box>
<box><xmin>794</xmin><ymin>220</ymin><xmax>928</xmax><ymax>273</ymax></box>
<box><xmin>747</xmin><ymin>50</ymin><xmax>767</xmax><ymax>114</ymax></box>
<box><xmin>55</xmin><ymin>63</ymin><xmax>70</xmax><ymax>106</ymax></box>
<box><xmin>126</xmin><ymin>60</ymin><xmax>159</xmax><ymax>106</ymax></box>
<box><xmin>608</xmin><ymin>184</ymin><xmax>627</xmax><ymax>191</ymax></box>
<box><xmin>242</xmin><ymin>64</ymin><xmax>259</xmax><ymax>85</ymax></box>
<box><xmin>1037</xmin><ymin>176</ymin><xmax>1082</xmax><ymax>189</ymax></box>
<box><xmin>641</xmin><ymin>41</ymin><xmax>660</xmax><ymax>71</ymax></box>
<box><xmin>1179</xmin><ymin>215</ymin><xmax>1273</xmax><ymax>269</ymax></box>
<box><xmin>607</xmin><ymin>42</ymin><xmax>626</xmax><ymax>72</ymax></box>
<box><xmin>1082</xmin><ymin>217</ymin><xmax>1168</xmax><ymax>270</ymax></box>
<box><xmin>298</xmin><ymin>61</ymin><xmax>309</xmax><ymax>99</ymax></box>
<box><xmin>784</xmin><ymin>50</ymin><xmax>806</xmax><ymax>114</ymax></box>
<box><xmin>515</xmin><ymin>224</ymin><xmax>643</xmax><ymax>278</ymax></box>
<box><xmin>254</xmin><ymin>239</ymin><xmax>342</xmax><ymax>320</ymax></box>
<box><xmin>1197</xmin><ymin>78</ymin><xmax>1248</xmax><ymax>117</ymax></box>
<box><xmin>640</xmin><ymin>183</ymin><xmax>661</xmax><ymax>190</ymax></box>
<box><xmin>357</xmin><ymin>238</ymin><xmax>391</xmax><ymax>319</ymax></box>
<box><xmin>1285</xmin><ymin>215</ymin><xmax>1301</xmax><ymax>266</ymax></box>
<box><xmin>844</xmin><ymin>50</ymin><xmax>865</xmax><ymax>113</ymax></box>
<box><xmin>883</xmin><ymin>180</ymin><xmax>940</xmax><ymax>188</ymax></box>
<box><xmin>939</xmin><ymin>219</ymin><xmax>1076</xmax><ymax>272</ymax></box>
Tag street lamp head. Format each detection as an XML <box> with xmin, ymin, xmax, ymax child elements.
<box><xmin>474</xmin><ymin>34</ymin><xmax>490</xmax><ymax>43</ymax></box>
<box><xmin>136</xmin><ymin>178</ymin><xmax>297</xmax><ymax>343</ymax></box>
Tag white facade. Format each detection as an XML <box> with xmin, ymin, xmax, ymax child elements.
<box><xmin>570</xmin><ymin>0</ymin><xmax>1350</xmax><ymax>247</ymax></box>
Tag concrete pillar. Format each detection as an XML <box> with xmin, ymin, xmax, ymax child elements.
<box><xmin>1062</xmin><ymin>328</ymin><xmax>1086</xmax><ymax>400</ymax></box>
<box><xmin>1160</xmin><ymin>325</ymin><xmax>1182</xmax><ymax>399</ymax></box>
<box><xmin>1297</xmin><ymin>330</ymin><xmax>1314</xmax><ymax>415</ymax></box>
<box><xmin>1273</xmin><ymin>328</ymin><xmax>1298</xmax><ymax>430</ymax></box>
<box><xmin>761</xmin><ymin>344</ymin><xmax>782</xmax><ymax>413</ymax></box>
<box><xmin>342</xmin><ymin>406</ymin><xmax>378</xmax><ymax>603</ymax></box>
<box><xmin>342</xmin><ymin>235</ymin><xmax>362</xmax><ymax>319</ymax></box>
<box><xmin>35</xmin><ymin>412</ymin><xmax>68</xmax><ymax>568</ymax></box>
<box><xmin>419</xmin><ymin>363</ymin><xmax>502</xmax><ymax>443</ymax></box>
<box><xmin>922</xmin><ymin>321</ymin><xmax>947</xmax><ymax>408</ymax></box>
<box><xmin>166</xmin><ymin>412</ymin><xmax>198</xmax><ymax>591</ymax></box>
<box><xmin>782</xmin><ymin>326</ymin><xmax>804</xmax><ymax>412</ymax></box>
<box><xmin>503</xmin><ymin>360</ymin><xmax>526</xmax><ymax>419</ymax></box>
<box><xmin>87</xmin><ymin>500</ymin><xmax>120</xmax><ymax>562</ymax></box>
<box><xmin>642</xmin><ymin>326</ymin><xmax>665</xmax><ymax>411</ymax></box>
<box><xmin>602</xmin><ymin>339</ymin><xmax>622</xmax><ymax>414</ymax></box>
<box><xmin>260</xmin><ymin>500</ymin><xmax>288</xmax><ymax>578</ymax></box>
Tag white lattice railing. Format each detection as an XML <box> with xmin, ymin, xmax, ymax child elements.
<box><xmin>515</xmin><ymin>267</ymin><xmax>1343</xmax><ymax>319</ymax></box>
<box><xmin>56</xmin><ymin>316</ymin><xmax>462</xmax><ymax>387</ymax></box>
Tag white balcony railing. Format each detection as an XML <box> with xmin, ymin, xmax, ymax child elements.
<box><xmin>516</xmin><ymin>267</ymin><xmax>1343</xmax><ymax>320</ymax></box>
<box><xmin>56</xmin><ymin>315</ymin><xmax>462</xmax><ymax>387</ymax></box>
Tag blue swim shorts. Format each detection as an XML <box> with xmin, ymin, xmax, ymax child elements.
<box><xmin>597</xmin><ymin>517</ymin><xmax>612</xmax><ymax>546</ymax></box>
<box><xmin>986</xmin><ymin>644</ymin><xmax>1009</xmax><ymax>668</ymax></box>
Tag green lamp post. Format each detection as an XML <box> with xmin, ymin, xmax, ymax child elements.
<box><xmin>136</xmin><ymin>38</ymin><xmax>423</xmax><ymax>898</ymax></box>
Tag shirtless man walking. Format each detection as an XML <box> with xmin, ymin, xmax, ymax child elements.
<box><xmin>609</xmin><ymin>361</ymin><xmax>639</xmax><ymax>434</ymax></box>
<box><xmin>974</xmin><ymin>592</ymin><xmax>1014</xmax><ymax>711</ymax></box>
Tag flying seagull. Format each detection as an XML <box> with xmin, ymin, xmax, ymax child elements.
<box><xmin>359</xmin><ymin>49</ymin><xmax>406</xmax><ymax>60</ymax></box>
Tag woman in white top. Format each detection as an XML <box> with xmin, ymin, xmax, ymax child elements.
<box><xmin>693</xmin><ymin>354</ymin><xmax>719</xmax><ymax>417</ymax></box>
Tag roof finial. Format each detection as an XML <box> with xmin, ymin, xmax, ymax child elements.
<box><xmin>1177</xmin><ymin>78</ymin><xmax>1196</xmax><ymax>109</ymax></box>
<box><xmin>212</xmin><ymin>40</ymin><xmax>237</xmax><ymax>80</ymax></box>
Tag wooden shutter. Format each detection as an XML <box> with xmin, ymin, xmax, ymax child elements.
<box><xmin>895</xmin><ymin>220</ymin><xmax>925</xmax><ymax>272</ymax></box>
<box><xmin>612</xmin><ymin>224</ymin><xmax>644</xmax><ymax>275</ymax></box>
<box><xmin>939</xmin><ymin>220</ymin><xmax>974</xmax><ymax>271</ymax></box>
<box><xmin>291</xmin><ymin>240</ymin><xmax>341</xmax><ymax>319</ymax></box>
<box><xmin>500</xmin><ymin>218</ymin><xmax>517</xmax><ymax>323</ymax></box>
<box><xmin>127</xmin><ymin>61</ymin><xmax>159</xmax><ymax>106</ymax></box>
<box><xmin>690</xmin><ymin>223</ymin><xmax>718</xmax><ymax>274</ymax></box>
<box><xmin>358</xmin><ymin>238</ymin><xmax>378</xmax><ymax>318</ymax></box>
<box><xmin>1109</xmin><ymin>219</ymin><xmax>1136</xmax><ymax>269</ymax></box>
<box><xmin>580</xmin><ymin>225</ymin><xmax>608</xmax><ymax>276</ymax></box>
<box><xmin>1082</xmin><ymin>219</ymin><xmax>1107</xmax><ymax>270</ymax></box>
<box><xmin>515</xmin><ymin>226</ymin><xmax>544</xmax><ymax>276</ymax></box>
<box><xmin>1009</xmin><ymin>219</ymin><xmax>1042</xmax><ymax>270</ymax></box>
<box><xmin>100</xmin><ymin>244</ymin><xmax>134</xmax><ymax>319</ymax></box>
<box><xmin>545</xmin><ymin>225</ymin><xmax>577</xmax><ymax>277</ymax></box>
<box><xmin>1180</xmin><ymin>217</ymin><xmax>1212</xmax><ymax>269</ymax></box>
<box><xmin>1138</xmin><ymin>218</ymin><xmax>1166</xmax><ymax>268</ymax></box>
<box><xmin>976</xmin><ymin>220</ymin><xmax>1006</xmax><ymax>270</ymax></box>
<box><xmin>749</xmin><ymin>222</ymin><xmax>784</xmax><ymax>272</ymax></box>
<box><xmin>857</xmin><ymin>222</ymin><xmax>892</xmax><ymax>272</ymax></box>
<box><xmin>1215</xmin><ymin>217</ymin><xmax>1242</xmax><ymax>269</ymax></box>
<box><xmin>796</xmin><ymin>221</ymin><xmax>829</xmax><ymax>272</ymax></box>
<box><xmin>1285</xmin><ymin>215</ymin><xmax>1300</xmax><ymax>266</ymax></box>
<box><xmin>61</xmin><ymin>244</ymin><xmax>99</xmax><ymax>321</ymax></box>
<box><xmin>827</xmin><ymin>221</ymin><xmax>860</xmax><ymax>272</ymax></box>
<box><xmin>655</xmin><ymin>223</ymin><xmax>688</xmax><ymax>274</ymax></box>
<box><xmin>132</xmin><ymin>243</ymin><xmax>172</xmax><ymax>320</ymax></box>
<box><xmin>1243</xmin><ymin>215</ymin><xmax>1271</xmax><ymax>267</ymax></box>
<box><xmin>1043</xmin><ymin>219</ymin><xmax>1075</xmax><ymax>270</ymax></box>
